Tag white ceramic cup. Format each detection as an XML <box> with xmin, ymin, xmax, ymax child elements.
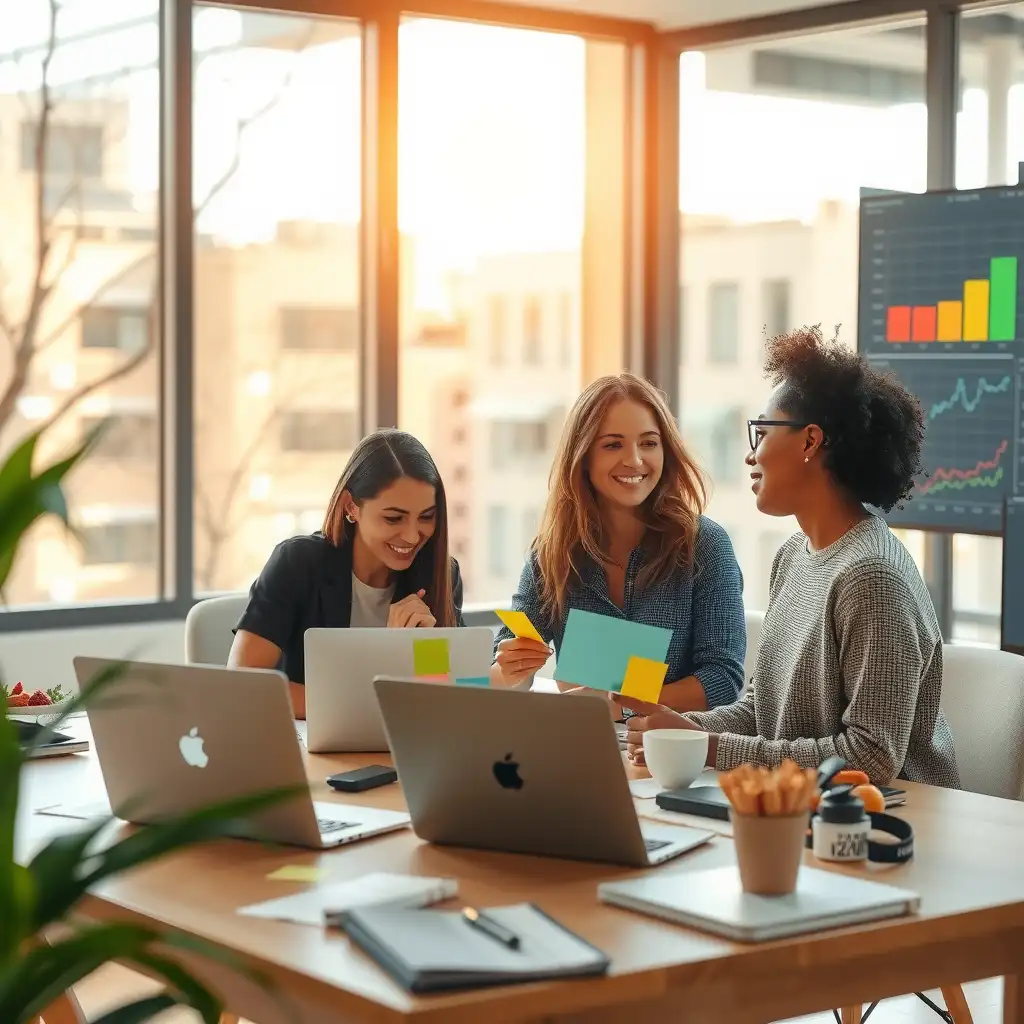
<box><xmin>642</xmin><ymin>729</ymin><xmax>709</xmax><ymax>791</ymax></box>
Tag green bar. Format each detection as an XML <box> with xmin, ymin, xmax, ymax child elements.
<box><xmin>989</xmin><ymin>256</ymin><xmax>1017</xmax><ymax>342</ymax></box>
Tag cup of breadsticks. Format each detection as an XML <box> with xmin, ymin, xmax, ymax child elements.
<box><xmin>720</xmin><ymin>760</ymin><xmax>818</xmax><ymax>896</ymax></box>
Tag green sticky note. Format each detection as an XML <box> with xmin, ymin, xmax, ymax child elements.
<box><xmin>267</xmin><ymin>865</ymin><xmax>324</xmax><ymax>882</ymax></box>
<box><xmin>455</xmin><ymin>676</ymin><xmax>490</xmax><ymax>687</ymax></box>
<box><xmin>413</xmin><ymin>637</ymin><xmax>450</xmax><ymax>677</ymax></box>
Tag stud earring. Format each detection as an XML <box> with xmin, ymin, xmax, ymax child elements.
<box><xmin>804</xmin><ymin>456</ymin><xmax>810</xmax><ymax>463</ymax></box>
<box><xmin>345</xmin><ymin>513</ymin><xmax>356</xmax><ymax>523</ymax></box>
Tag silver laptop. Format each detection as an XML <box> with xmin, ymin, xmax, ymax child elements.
<box><xmin>73</xmin><ymin>657</ymin><xmax>409</xmax><ymax>849</ymax></box>
<box><xmin>304</xmin><ymin>627</ymin><xmax>494</xmax><ymax>753</ymax></box>
<box><xmin>373</xmin><ymin>677</ymin><xmax>714</xmax><ymax>867</ymax></box>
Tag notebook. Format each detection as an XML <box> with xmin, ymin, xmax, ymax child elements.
<box><xmin>13</xmin><ymin>718</ymin><xmax>90</xmax><ymax>759</ymax></box>
<box><xmin>598</xmin><ymin>865</ymin><xmax>919</xmax><ymax>942</ymax></box>
<box><xmin>338</xmin><ymin>902</ymin><xmax>610</xmax><ymax>992</ymax></box>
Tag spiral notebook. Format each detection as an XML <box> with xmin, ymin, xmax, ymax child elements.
<box><xmin>338</xmin><ymin>902</ymin><xmax>610</xmax><ymax>993</ymax></box>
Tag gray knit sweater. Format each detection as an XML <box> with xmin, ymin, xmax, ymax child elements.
<box><xmin>686</xmin><ymin>515</ymin><xmax>960</xmax><ymax>788</ymax></box>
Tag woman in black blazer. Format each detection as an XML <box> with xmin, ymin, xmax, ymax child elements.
<box><xmin>228</xmin><ymin>428</ymin><xmax>465</xmax><ymax>718</ymax></box>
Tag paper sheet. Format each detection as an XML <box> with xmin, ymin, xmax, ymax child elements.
<box><xmin>240</xmin><ymin>873</ymin><xmax>458</xmax><ymax>926</ymax></box>
<box><xmin>628</xmin><ymin>778</ymin><xmax>664</xmax><ymax>799</ymax></box>
<box><xmin>496</xmin><ymin>609</ymin><xmax>544</xmax><ymax>643</ymax></box>
<box><xmin>36</xmin><ymin>800</ymin><xmax>114</xmax><ymax>820</ymax></box>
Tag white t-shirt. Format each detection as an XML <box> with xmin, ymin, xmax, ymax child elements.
<box><xmin>350</xmin><ymin>574</ymin><xmax>394</xmax><ymax>628</ymax></box>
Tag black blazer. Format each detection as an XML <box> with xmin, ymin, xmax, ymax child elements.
<box><xmin>234</xmin><ymin>532</ymin><xmax>466</xmax><ymax>684</ymax></box>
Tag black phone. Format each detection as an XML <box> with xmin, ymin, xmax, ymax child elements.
<box><xmin>326</xmin><ymin>765</ymin><xmax>398</xmax><ymax>793</ymax></box>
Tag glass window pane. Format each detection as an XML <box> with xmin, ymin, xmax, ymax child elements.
<box><xmin>678</xmin><ymin>24</ymin><xmax>927</xmax><ymax>610</ymax></box>
<box><xmin>192</xmin><ymin>8</ymin><xmax>362</xmax><ymax>594</ymax></box>
<box><xmin>0</xmin><ymin>2</ymin><xmax>161</xmax><ymax>607</ymax></box>
<box><xmin>398</xmin><ymin>19</ymin><xmax>586</xmax><ymax>604</ymax></box>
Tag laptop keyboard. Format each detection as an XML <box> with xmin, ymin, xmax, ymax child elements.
<box><xmin>644</xmin><ymin>837</ymin><xmax>671</xmax><ymax>853</ymax></box>
<box><xmin>317</xmin><ymin>818</ymin><xmax>359</xmax><ymax>835</ymax></box>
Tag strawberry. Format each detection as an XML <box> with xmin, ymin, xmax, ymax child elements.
<box><xmin>7</xmin><ymin>693</ymin><xmax>30</xmax><ymax>708</ymax></box>
<box><xmin>28</xmin><ymin>690</ymin><xmax>52</xmax><ymax>706</ymax></box>
<box><xmin>11</xmin><ymin>682</ymin><xmax>23</xmax><ymax>696</ymax></box>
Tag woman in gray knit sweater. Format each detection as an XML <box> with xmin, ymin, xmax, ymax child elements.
<box><xmin>620</xmin><ymin>326</ymin><xmax>960</xmax><ymax>788</ymax></box>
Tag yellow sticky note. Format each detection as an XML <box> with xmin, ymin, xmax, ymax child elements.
<box><xmin>413</xmin><ymin>637</ymin><xmax>450</xmax><ymax>677</ymax></box>
<box><xmin>267</xmin><ymin>865</ymin><xmax>324</xmax><ymax>882</ymax></box>
<box><xmin>496</xmin><ymin>609</ymin><xmax>543</xmax><ymax>643</ymax></box>
<box><xmin>620</xmin><ymin>656</ymin><xmax>668</xmax><ymax>704</ymax></box>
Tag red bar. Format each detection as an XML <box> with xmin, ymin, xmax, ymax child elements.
<box><xmin>886</xmin><ymin>306</ymin><xmax>911</xmax><ymax>342</ymax></box>
<box><xmin>911</xmin><ymin>305</ymin><xmax>937</xmax><ymax>342</ymax></box>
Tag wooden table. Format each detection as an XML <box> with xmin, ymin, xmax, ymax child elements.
<box><xmin>17</xmin><ymin>724</ymin><xmax>1024</xmax><ymax>1024</ymax></box>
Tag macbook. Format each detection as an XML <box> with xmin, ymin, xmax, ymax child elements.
<box><xmin>73</xmin><ymin>657</ymin><xmax>409</xmax><ymax>849</ymax></box>
<box><xmin>373</xmin><ymin>677</ymin><xmax>714</xmax><ymax>867</ymax></box>
<box><xmin>304</xmin><ymin>627</ymin><xmax>494</xmax><ymax>753</ymax></box>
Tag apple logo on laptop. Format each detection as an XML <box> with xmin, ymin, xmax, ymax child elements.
<box><xmin>492</xmin><ymin>753</ymin><xmax>523</xmax><ymax>790</ymax></box>
<box><xmin>178</xmin><ymin>727</ymin><xmax>209</xmax><ymax>768</ymax></box>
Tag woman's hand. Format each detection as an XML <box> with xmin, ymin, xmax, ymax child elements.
<box><xmin>387</xmin><ymin>590</ymin><xmax>436</xmax><ymax>628</ymax></box>
<box><xmin>492</xmin><ymin>637</ymin><xmax>552</xmax><ymax>687</ymax></box>
<box><xmin>623</xmin><ymin>706</ymin><xmax>702</xmax><ymax>765</ymax></box>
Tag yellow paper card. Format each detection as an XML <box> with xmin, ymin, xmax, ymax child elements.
<box><xmin>267</xmin><ymin>865</ymin><xmax>324</xmax><ymax>882</ymax></box>
<box><xmin>413</xmin><ymin>637</ymin><xmax>450</xmax><ymax>677</ymax></box>
<box><xmin>496</xmin><ymin>609</ymin><xmax>543</xmax><ymax>643</ymax></box>
<box><xmin>620</xmin><ymin>656</ymin><xmax>669</xmax><ymax>704</ymax></box>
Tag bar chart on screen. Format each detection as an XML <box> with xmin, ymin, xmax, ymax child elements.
<box><xmin>859</xmin><ymin>188</ymin><xmax>1024</xmax><ymax>356</ymax></box>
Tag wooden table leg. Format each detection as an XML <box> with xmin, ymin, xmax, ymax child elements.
<box><xmin>940</xmin><ymin>985</ymin><xmax>973</xmax><ymax>1024</ymax></box>
<box><xmin>37</xmin><ymin>991</ymin><xmax>85</xmax><ymax>1024</ymax></box>
<box><xmin>1006</xmin><ymin>973</ymin><xmax>1021</xmax><ymax>1024</ymax></box>
<box><xmin>840</xmin><ymin>1007</ymin><xmax>862</xmax><ymax>1024</ymax></box>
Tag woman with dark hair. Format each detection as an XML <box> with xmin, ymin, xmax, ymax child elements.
<box><xmin>620</xmin><ymin>327</ymin><xmax>960</xmax><ymax>787</ymax></box>
<box><xmin>491</xmin><ymin>372</ymin><xmax>746</xmax><ymax>714</ymax></box>
<box><xmin>228</xmin><ymin>428</ymin><xmax>464</xmax><ymax>718</ymax></box>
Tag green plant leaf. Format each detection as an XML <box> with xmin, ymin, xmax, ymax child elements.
<box><xmin>1</xmin><ymin>923</ymin><xmax>166</xmax><ymax>1020</ymax></box>
<box><xmin>88</xmin><ymin>995</ymin><xmax>178</xmax><ymax>1024</ymax></box>
<box><xmin>0</xmin><ymin>432</ymin><xmax>38</xmax><ymax>509</ymax></box>
<box><xmin>0</xmin><ymin>714</ymin><xmax>29</xmax><ymax>961</ymax></box>
<box><xmin>124</xmin><ymin>947</ymin><xmax>222</xmax><ymax>1024</ymax></box>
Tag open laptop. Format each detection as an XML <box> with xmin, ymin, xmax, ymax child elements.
<box><xmin>73</xmin><ymin>657</ymin><xmax>410</xmax><ymax>849</ymax></box>
<box><xmin>304</xmin><ymin>627</ymin><xmax>494</xmax><ymax>753</ymax></box>
<box><xmin>373</xmin><ymin>677</ymin><xmax>714</xmax><ymax>867</ymax></box>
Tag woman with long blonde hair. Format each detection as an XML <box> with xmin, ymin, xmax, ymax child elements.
<box><xmin>490</xmin><ymin>373</ymin><xmax>745</xmax><ymax>714</ymax></box>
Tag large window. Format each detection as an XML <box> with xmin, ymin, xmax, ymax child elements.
<box><xmin>678</xmin><ymin>24</ymin><xmax>928</xmax><ymax>609</ymax></box>
<box><xmin>0</xmin><ymin>2</ymin><xmax>161</xmax><ymax>608</ymax></box>
<box><xmin>191</xmin><ymin>8</ymin><xmax>362</xmax><ymax>594</ymax></box>
<box><xmin>397</xmin><ymin>19</ymin><xmax>587</xmax><ymax>604</ymax></box>
<box><xmin>949</xmin><ymin>5</ymin><xmax>1024</xmax><ymax>645</ymax></box>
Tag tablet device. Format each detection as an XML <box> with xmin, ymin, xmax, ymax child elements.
<box><xmin>656</xmin><ymin>783</ymin><xmax>906</xmax><ymax>820</ymax></box>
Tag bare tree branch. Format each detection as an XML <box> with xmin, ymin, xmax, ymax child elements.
<box><xmin>0</xmin><ymin>0</ymin><xmax>59</xmax><ymax>430</ymax></box>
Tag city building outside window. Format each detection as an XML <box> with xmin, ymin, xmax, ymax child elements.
<box><xmin>707</xmin><ymin>282</ymin><xmax>740</xmax><ymax>364</ymax></box>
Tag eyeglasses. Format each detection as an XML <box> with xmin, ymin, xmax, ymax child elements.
<box><xmin>746</xmin><ymin>419</ymin><xmax>815</xmax><ymax>452</ymax></box>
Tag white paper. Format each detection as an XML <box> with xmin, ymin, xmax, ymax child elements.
<box><xmin>36</xmin><ymin>800</ymin><xmax>114</xmax><ymax>820</ymax></box>
<box><xmin>628</xmin><ymin>778</ymin><xmax>663</xmax><ymax>799</ymax></box>
<box><xmin>238</xmin><ymin>872</ymin><xmax>458</xmax><ymax>927</ymax></box>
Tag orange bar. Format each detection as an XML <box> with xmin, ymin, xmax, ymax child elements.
<box><xmin>886</xmin><ymin>306</ymin><xmax>911</xmax><ymax>342</ymax></box>
<box><xmin>911</xmin><ymin>306</ymin><xmax>937</xmax><ymax>342</ymax></box>
<box><xmin>937</xmin><ymin>300</ymin><xmax>962</xmax><ymax>341</ymax></box>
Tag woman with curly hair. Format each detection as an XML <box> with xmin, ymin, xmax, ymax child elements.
<box><xmin>490</xmin><ymin>372</ymin><xmax>746</xmax><ymax>714</ymax></box>
<box><xmin>620</xmin><ymin>327</ymin><xmax>960</xmax><ymax>787</ymax></box>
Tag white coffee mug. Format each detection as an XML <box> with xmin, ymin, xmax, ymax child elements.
<box><xmin>642</xmin><ymin>729</ymin><xmax>709</xmax><ymax>791</ymax></box>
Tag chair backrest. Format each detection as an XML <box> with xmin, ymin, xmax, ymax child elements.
<box><xmin>743</xmin><ymin>609</ymin><xmax>765</xmax><ymax>692</ymax></box>
<box><xmin>941</xmin><ymin>642</ymin><xmax>1024</xmax><ymax>800</ymax></box>
<box><xmin>184</xmin><ymin>594</ymin><xmax>249</xmax><ymax>666</ymax></box>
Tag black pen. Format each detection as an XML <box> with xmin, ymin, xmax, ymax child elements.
<box><xmin>462</xmin><ymin>906</ymin><xmax>520</xmax><ymax>950</ymax></box>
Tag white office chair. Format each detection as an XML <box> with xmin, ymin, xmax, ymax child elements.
<box><xmin>743</xmin><ymin>609</ymin><xmax>764</xmax><ymax>691</ymax></box>
<box><xmin>184</xmin><ymin>594</ymin><xmax>249</xmax><ymax>666</ymax></box>
<box><xmin>941</xmin><ymin>642</ymin><xmax>1024</xmax><ymax>800</ymax></box>
<box><xmin>843</xmin><ymin>642</ymin><xmax>1024</xmax><ymax>1024</ymax></box>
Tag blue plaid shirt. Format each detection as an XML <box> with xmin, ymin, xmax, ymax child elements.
<box><xmin>494</xmin><ymin>515</ymin><xmax>746</xmax><ymax>708</ymax></box>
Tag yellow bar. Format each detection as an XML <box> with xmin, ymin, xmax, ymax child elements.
<box><xmin>937</xmin><ymin>300</ymin><xmax>963</xmax><ymax>341</ymax></box>
<box><xmin>963</xmin><ymin>280</ymin><xmax>990</xmax><ymax>341</ymax></box>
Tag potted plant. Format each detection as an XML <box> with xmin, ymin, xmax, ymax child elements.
<box><xmin>0</xmin><ymin>431</ymin><xmax>292</xmax><ymax>1023</ymax></box>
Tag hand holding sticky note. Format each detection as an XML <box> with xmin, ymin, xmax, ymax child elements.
<box><xmin>496</xmin><ymin>609</ymin><xmax>544</xmax><ymax>643</ymax></box>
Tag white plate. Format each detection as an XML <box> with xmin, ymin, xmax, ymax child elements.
<box><xmin>6</xmin><ymin>699</ymin><xmax>73</xmax><ymax>722</ymax></box>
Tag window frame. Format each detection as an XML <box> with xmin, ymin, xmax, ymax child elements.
<box><xmin>3</xmin><ymin>0</ymin><xmax>974</xmax><ymax>632</ymax></box>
